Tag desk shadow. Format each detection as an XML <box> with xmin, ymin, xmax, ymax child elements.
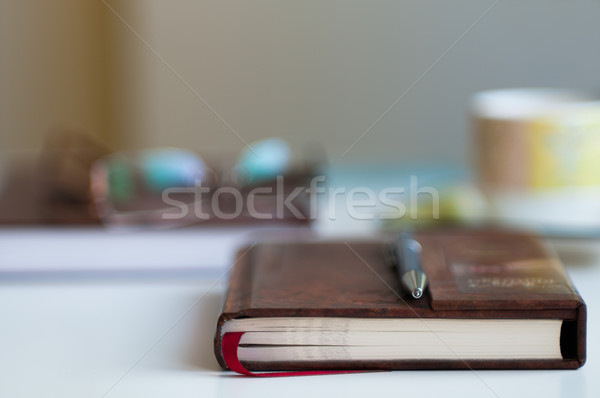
<box><xmin>183</xmin><ymin>291</ymin><xmax>224</xmax><ymax>372</ymax></box>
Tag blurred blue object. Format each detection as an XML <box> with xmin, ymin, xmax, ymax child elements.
<box><xmin>141</xmin><ymin>148</ymin><xmax>206</xmax><ymax>191</ymax></box>
<box><xmin>236</xmin><ymin>138</ymin><xmax>291</xmax><ymax>184</ymax></box>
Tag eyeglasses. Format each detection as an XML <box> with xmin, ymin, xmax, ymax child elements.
<box><xmin>89</xmin><ymin>138</ymin><xmax>308</xmax><ymax>228</ymax></box>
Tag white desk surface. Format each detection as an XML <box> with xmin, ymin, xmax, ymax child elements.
<box><xmin>0</xmin><ymin>231</ymin><xmax>598</xmax><ymax>398</ymax></box>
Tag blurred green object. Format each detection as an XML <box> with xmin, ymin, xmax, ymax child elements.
<box><xmin>107</xmin><ymin>158</ymin><xmax>134</xmax><ymax>203</ymax></box>
<box><xmin>382</xmin><ymin>183</ymin><xmax>489</xmax><ymax>231</ymax></box>
<box><xmin>235</xmin><ymin>138</ymin><xmax>291</xmax><ymax>184</ymax></box>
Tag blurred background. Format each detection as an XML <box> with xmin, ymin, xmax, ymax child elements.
<box><xmin>3</xmin><ymin>0</ymin><xmax>600</xmax><ymax>234</ymax></box>
<box><xmin>2</xmin><ymin>0</ymin><xmax>599</xmax><ymax>164</ymax></box>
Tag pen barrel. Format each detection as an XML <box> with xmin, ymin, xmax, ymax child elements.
<box><xmin>394</xmin><ymin>233</ymin><xmax>428</xmax><ymax>298</ymax></box>
<box><xmin>398</xmin><ymin>239</ymin><xmax>422</xmax><ymax>272</ymax></box>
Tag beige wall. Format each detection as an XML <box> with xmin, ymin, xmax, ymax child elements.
<box><xmin>106</xmin><ymin>0</ymin><xmax>600</xmax><ymax>166</ymax></box>
<box><xmin>0</xmin><ymin>0</ymin><xmax>111</xmax><ymax>153</ymax></box>
<box><xmin>3</xmin><ymin>1</ymin><xmax>600</xmax><ymax>166</ymax></box>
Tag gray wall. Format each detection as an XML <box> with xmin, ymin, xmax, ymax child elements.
<box><xmin>3</xmin><ymin>1</ymin><xmax>600</xmax><ymax>167</ymax></box>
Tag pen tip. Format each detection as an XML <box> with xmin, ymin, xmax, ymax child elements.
<box><xmin>411</xmin><ymin>288</ymin><xmax>423</xmax><ymax>299</ymax></box>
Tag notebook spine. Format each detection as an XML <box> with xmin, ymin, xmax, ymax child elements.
<box><xmin>215</xmin><ymin>245</ymin><xmax>257</xmax><ymax>369</ymax></box>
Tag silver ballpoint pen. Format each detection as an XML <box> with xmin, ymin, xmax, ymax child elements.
<box><xmin>392</xmin><ymin>232</ymin><xmax>428</xmax><ymax>299</ymax></box>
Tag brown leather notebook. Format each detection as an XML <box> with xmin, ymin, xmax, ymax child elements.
<box><xmin>214</xmin><ymin>229</ymin><xmax>586</xmax><ymax>371</ymax></box>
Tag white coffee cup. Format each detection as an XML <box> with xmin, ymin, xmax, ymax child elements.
<box><xmin>471</xmin><ymin>88</ymin><xmax>600</xmax><ymax>231</ymax></box>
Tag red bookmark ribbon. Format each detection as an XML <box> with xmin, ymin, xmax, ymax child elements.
<box><xmin>222</xmin><ymin>332</ymin><xmax>366</xmax><ymax>377</ymax></box>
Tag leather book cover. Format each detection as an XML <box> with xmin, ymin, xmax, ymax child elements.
<box><xmin>214</xmin><ymin>229</ymin><xmax>586</xmax><ymax>371</ymax></box>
